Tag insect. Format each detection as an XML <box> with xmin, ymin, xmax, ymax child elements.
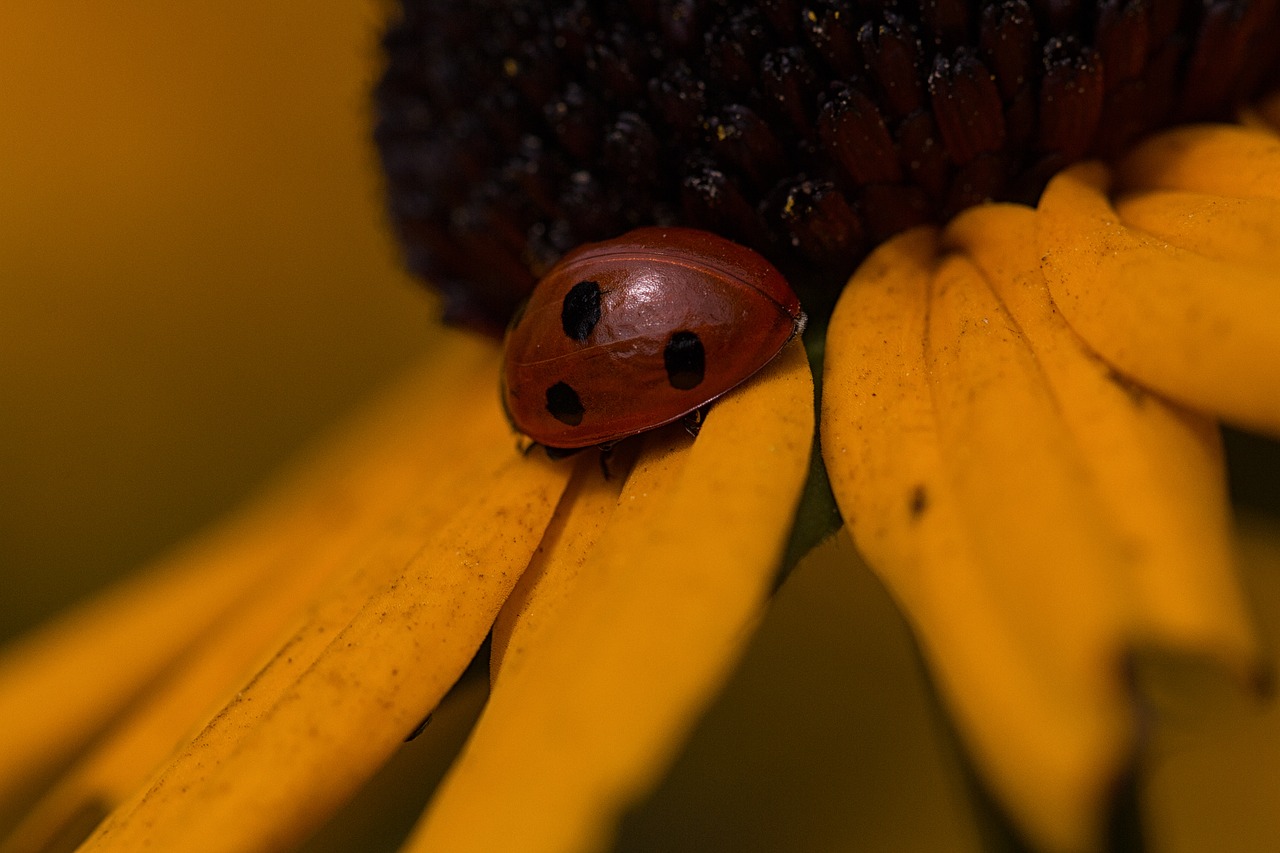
<box><xmin>502</xmin><ymin>227</ymin><xmax>805</xmax><ymax>451</ymax></box>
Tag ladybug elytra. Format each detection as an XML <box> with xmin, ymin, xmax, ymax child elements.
<box><xmin>502</xmin><ymin>227</ymin><xmax>805</xmax><ymax>450</ymax></box>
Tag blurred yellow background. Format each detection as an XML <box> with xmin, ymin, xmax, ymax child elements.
<box><xmin>0</xmin><ymin>1</ymin><xmax>436</xmax><ymax>642</ymax></box>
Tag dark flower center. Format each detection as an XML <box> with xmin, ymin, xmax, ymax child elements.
<box><xmin>375</xmin><ymin>0</ymin><xmax>1280</xmax><ymax>332</ymax></box>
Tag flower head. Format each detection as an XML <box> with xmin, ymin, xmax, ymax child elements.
<box><xmin>375</xmin><ymin>0</ymin><xmax>1280</xmax><ymax>332</ymax></box>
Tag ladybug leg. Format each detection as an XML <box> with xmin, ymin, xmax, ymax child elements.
<box><xmin>403</xmin><ymin>713</ymin><xmax>433</xmax><ymax>742</ymax></box>
<box><xmin>681</xmin><ymin>406</ymin><xmax>711</xmax><ymax>438</ymax></box>
<box><xmin>541</xmin><ymin>444</ymin><xmax>581</xmax><ymax>461</ymax></box>
<box><xmin>596</xmin><ymin>443</ymin><xmax>615</xmax><ymax>480</ymax></box>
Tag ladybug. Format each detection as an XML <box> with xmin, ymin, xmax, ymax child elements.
<box><xmin>502</xmin><ymin>227</ymin><xmax>805</xmax><ymax>450</ymax></box>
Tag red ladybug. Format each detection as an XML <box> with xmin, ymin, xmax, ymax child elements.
<box><xmin>502</xmin><ymin>227</ymin><xmax>805</xmax><ymax>450</ymax></box>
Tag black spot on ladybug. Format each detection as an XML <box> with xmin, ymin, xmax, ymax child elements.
<box><xmin>664</xmin><ymin>330</ymin><xmax>705</xmax><ymax>390</ymax></box>
<box><xmin>546</xmin><ymin>381</ymin><xmax>585</xmax><ymax>425</ymax></box>
<box><xmin>561</xmin><ymin>280</ymin><xmax>602</xmax><ymax>341</ymax></box>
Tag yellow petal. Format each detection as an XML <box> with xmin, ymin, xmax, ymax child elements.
<box><xmin>84</xmin><ymin>450</ymin><xmax>571</xmax><ymax>853</ymax></box>
<box><xmin>0</xmin><ymin>526</ymin><xmax>277</xmax><ymax>816</ymax></box>
<box><xmin>946</xmin><ymin>204</ymin><xmax>1258</xmax><ymax>673</ymax></box>
<box><xmin>1115</xmin><ymin>191</ymin><xmax>1280</xmax><ymax>272</ymax></box>
<box><xmin>925</xmin><ymin>253</ymin><xmax>1138</xmax><ymax>845</ymax></box>
<box><xmin>823</xmin><ymin>229</ymin><xmax>1130</xmax><ymax>853</ymax></box>
<box><xmin>404</xmin><ymin>340</ymin><xmax>814</xmax><ymax>853</ymax></box>
<box><xmin>817</xmin><ymin>228</ymin><xmax>941</xmax><ymax>611</ymax></box>
<box><xmin>1038</xmin><ymin>163</ymin><xmax>1280</xmax><ymax>435</ymax></box>
<box><xmin>489</xmin><ymin>443</ymin><xmax>637</xmax><ymax>681</ymax></box>
<box><xmin>3</xmin><ymin>333</ymin><xmax>515</xmax><ymax>852</ymax></box>
<box><xmin>74</xmin><ymin>339</ymin><xmax>573</xmax><ymax>853</ymax></box>
<box><xmin>1116</xmin><ymin>124</ymin><xmax>1280</xmax><ymax>199</ymax></box>
<box><xmin>0</xmin><ymin>329</ymin><xmax>495</xmax><ymax>817</ymax></box>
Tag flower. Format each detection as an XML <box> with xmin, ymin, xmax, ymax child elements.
<box><xmin>822</xmin><ymin>155</ymin><xmax>1273</xmax><ymax>852</ymax></box>
<box><xmin>3</xmin><ymin>4</ymin><xmax>1280</xmax><ymax>853</ymax></box>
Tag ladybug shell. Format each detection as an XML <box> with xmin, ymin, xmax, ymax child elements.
<box><xmin>502</xmin><ymin>227</ymin><xmax>803</xmax><ymax>449</ymax></box>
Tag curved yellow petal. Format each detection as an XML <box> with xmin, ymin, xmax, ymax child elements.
<box><xmin>1116</xmin><ymin>124</ymin><xmax>1280</xmax><ymax>199</ymax></box>
<box><xmin>4</xmin><ymin>334</ymin><xmax>515</xmax><ymax>853</ymax></box>
<box><xmin>80</xmin><ymin>338</ymin><xmax>576</xmax><ymax>845</ymax></box>
<box><xmin>83</xmin><ymin>445</ymin><xmax>571</xmax><ymax>853</ymax></box>
<box><xmin>823</xmin><ymin>229</ymin><xmax>1130</xmax><ymax>853</ymax></box>
<box><xmin>489</xmin><ymin>444</ymin><xmax>636</xmax><ymax>681</ymax></box>
<box><xmin>947</xmin><ymin>204</ymin><xmax>1257</xmax><ymax>673</ymax></box>
<box><xmin>0</xmin><ymin>526</ymin><xmax>276</xmax><ymax>815</ymax></box>
<box><xmin>817</xmin><ymin>228</ymin><xmax>944</xmax><ymax>618</ymax></box>
<box><xmin>1039</xmin><ymin>163</ymin><xmax>1280</xmax><ymax>435</ymax></box>
<box><xmin>925</xmin><ymin>253</ymin><xmax>1137</xmax><ymax>850</ymax></box>
<box><xmin>1115</xmin><ymin>191</ymin><xmax>1280</xmax><ymax>272</ymax></box>
<box><xmin>403</xmin><ymin>340</ymin><xmax>814</xmax><ymax>853</ymax></box>
<box><xmin>0</xmin><ymin>328</ymin><xmax>495</xmax><ymax>818</ymax></box>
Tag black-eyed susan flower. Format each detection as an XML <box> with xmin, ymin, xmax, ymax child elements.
<box><xmin>2</xmin><ymin>2</ymin><xmax>1279</xmax><ymax>853</ymax></box>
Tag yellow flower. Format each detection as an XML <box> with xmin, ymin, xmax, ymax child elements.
<box><xmin>3</xmin><ymin>5</ymin><xmax>1280</xmax><ymax>853</ymax></box>
<box><xmin>823</xmin><ymin>138</ymin><xmax>1276</xmax><ymax>852</ymax></box>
